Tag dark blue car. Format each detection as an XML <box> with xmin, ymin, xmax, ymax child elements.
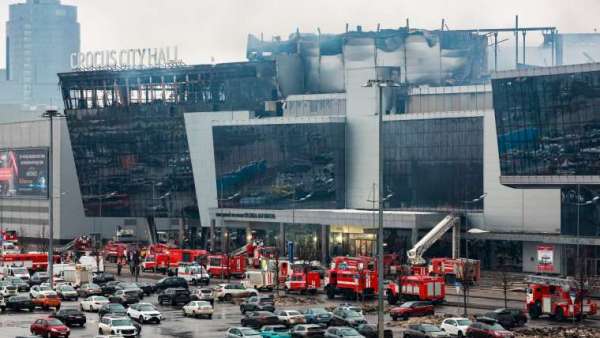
<box><xmin>302</xmin><ymin>308</ymin><xmax>333</xmax><ymax>325</ymax></box>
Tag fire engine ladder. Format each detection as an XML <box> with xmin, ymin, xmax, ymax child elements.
<box><xmin>526</xmin><ymin>275</ymin><xmax>579</xmax><ymax>291</ymax></box>
<box><xmin>230</xmin><ymin>243</ymin><xmax>250</xmax><ymax>257</ymax></box>
<box><xmin>407</xmin><ymin>214</ymin><xmax>460</xmax><ymax>265</ymax></box>
<box><xmin>57</xmin><ymin>238</ymin><xmax>77</xmax><ymax>252</ymax></box>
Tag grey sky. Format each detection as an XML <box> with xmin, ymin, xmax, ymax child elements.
<box><xmin>1</xmin><ymin>0</ymin><xmax>600</xmax><ymax>68</ymax></box>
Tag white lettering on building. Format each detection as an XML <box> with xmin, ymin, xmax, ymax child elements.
<box><xmin>70</xmin><ymin>46</ymin><xmax>180</xmax><ymax>69</ymax></box>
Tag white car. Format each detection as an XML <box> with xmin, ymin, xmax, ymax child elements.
<box><xmin>182</xmin><ymin>300</ymin><xmax>213</xmax><ymax>319</ymax></box>
<box><xmin>30</xmin><ymin>285</ymin><xmax>56</xmax><ymax>298</ymax></box>
<box><xmin>127</xmin><ymin>302</ymin><xmax>162</xmax><ymax>323</ymax></box>
<box><xmin>214</xmin><ymin>283</ymin><xmax>259</xmax><ymax>301</ymax></box>
<box><xmin>226</xmin><ymin>327</ymin><xmax>262</xmax><ymax>338</ymax></box>
<box><xmin>98</xmin><ymin>316</ymin><xmax>138</xmax><ymax>338</ymax></box>
<box><xmin>0</xmin><ymin>284</ymin><xmax>18</xmax><ymax>297</ymax></box>
<box><xmin>440</xmin><ymin>317</ymin><xmax>472</xmax><ymax>337</ymax></box>
<box><xmin>275</xmin><ymin>309</ymin><xmax>306</xmax><ymax>325</ymax></box>
<box><xmin>80</xmin><ymin>295</ymin><xmax>110</xmax><ymax>312</ymax></box>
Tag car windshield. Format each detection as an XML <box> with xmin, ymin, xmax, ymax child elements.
<box><xmin>112</xmin><ymin>319</ymin><xmax>132</xmax><ymax>326</ymax></box>
<box><xmin>197</xmin><ymin>301</ymin><xmax>211</xmax><ymax>306</ymax></box>
<box><xmin>94</xmin><ymin>296</ymin><xmax>108</xmax><ymax>301</ymax></box>
<box><xmin>400</xmin><ymin>302</ymin><xmax>415</xmax><ymax>308</ymax></box>
<box><xmin>345</xmin><ymin>311</ymin><xmax>362</xmax><ymax>318</ymax></box>
<box><xmin>311</xmin><ymin>308</ymin><xmax>328</xmax><ymax>314</ymax></box>
<box><xmin>490</xmin><ymin>323</ymin><xmax>506</xmax><ymax>330</ymax></box>
<box><xmin>86</xmin><ymin>284</ymin><xmax>100</xmax><ymax>289</ymax></box>
<box><xmin>457</xmin><ymin>319</ymin><xmax>472</xmax><ymax>326</ymax></box>
<box><xmin>421</xmin><ymin>324</ymin><xmax>442</xmax><ymax>332</ymax></box>
<box><xmin>288</xmin><ymin>311</ymin><xmax>301</xmax><ymax>316</ymax></box>
<box><xmin>139</xmin><ymin>305</ymin><xmax>155</xmax><ymax>311</ymax></box>
<box><xmin>12</xmin><ymin>268</ymin><xmax>27</xmax><ymax>274</ymax></box>
<box><xmin>240</xmin><ymin>328</ymin><xmax>260</xmax><ymax>335</ymax></box>
<box><xmin>39</xmin><ymin>286</ymin><xmax>51</xmax><ymax>291</ymax></box>
<box><xmin>339</xmin><ymin>328</ymin><xmax>360</xmax><ymax>335</ymax></box>
<box><xmin>47</xmin><ymin>319</ymin><xmax>63</xmax><ymax>326</ymax></box>
<box><xmin>109</xmin><ymin>304</ymin><xmax>126</xmax><ymax>310</ymax></box>
<box><xmin>36</xmin><ymin>272</ymin><xmax>49</xmax><ymax>277</ymax></box>
<box><xmin>60</xmin><ymin>285</ymin><xmax>75</xmax><ymax>291</ymax></box>
<box><xmin>62</xmin><ymin>309</ymin><xmax>79</xmax><ymax>314</ymax></box>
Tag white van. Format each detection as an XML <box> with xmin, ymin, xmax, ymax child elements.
<box><xmin>177</xmin><ymin>264</ymin><xmax>210</xmax><ymax>285</ymax></box>
<box><xmin>2</xmin><ymin>266</ymin><xmax>30</xmax><ymax>281</ymax></box>
<box><xmin>241</xmin><ymin>270</ymin><xmax>275</xmax><ymax>291</ymax></box>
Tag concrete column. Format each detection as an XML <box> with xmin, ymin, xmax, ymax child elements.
<box><xmin>279</xmin><ymin>223</ymin><xmax>285</xmax><ymax>255</ymax></box>
<box><xmin>321</xmin><ymin>225</ymin><xmax>329</xmax><ymax>264</ymax></box>
<box><xmin>452</xmin><ymin>223</ymin><xmax>460</xmax><ymax>259</ymax></box>
<box><xmin>209</xmin><ymin>219</ymin><xmax>216</xmax><ymax>252</ymax></box>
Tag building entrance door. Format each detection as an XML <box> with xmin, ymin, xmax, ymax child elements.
<box><xmin>354</xmin><ymin>239</ymin><xmax>374</xmax><ymax>257</ymax></box>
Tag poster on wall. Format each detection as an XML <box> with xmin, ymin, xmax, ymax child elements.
<box><xmin>537</xmin><ymin>245</ymin><xmax>554</xmax><ymax>272</ymax></box>
<box><xmin>0</xmin><ymin>148</ymin><xmax>48</xmax><ymax>198</ymax></box>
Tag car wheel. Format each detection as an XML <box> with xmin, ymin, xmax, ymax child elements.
<box><xmin>403</xmin><ymin>314</ymin><xmax>409</xmax><ymax>320</ymax></box>
<box><xmin>208</xmin><ymin>314</ymin><xmax>212</xmax><ymax>319</ymax></box>
<box><xmin>98</xmin><ymin>328</ymin><xmax>103</xmax><ymax>334</ymax></box>
<box><xmin>139</xmin><ymin>316</ymin><xmax>144</xmax><ymax>323</ymax></box>
<box><xmin>392</xmin><ymin>315</ymin><xmax>397</xmax><ymax>321</ymax></box>
<box><xmin>457</xmin><ymin>331</ymin><xmax>464</xmax><ymax>338</ymax></box>
<box><xmin>224</xmin><ymin>294</ymin><xmax>232</xmax><ymax>302</ymax></box>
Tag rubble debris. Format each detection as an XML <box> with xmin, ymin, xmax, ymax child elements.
<box><xmin>513</xmin><ymin>326</ymin><xmax>600</xmax><ymax>338</ymax></box>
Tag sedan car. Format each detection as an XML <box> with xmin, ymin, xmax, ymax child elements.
<box><xmin>32</xmin><ymin>293</ymin><xmax>62</xmax><ymax>310</ymax></box>
<box><xmin>226</xmin><ymin>327</ymin><xmax>262</xmax><ymax>338</ymax></box>
<box><xmin>289</xmin><ymin>324</ymin><xmax>325</xmax><ymax>338</ymax></box>
<box><xmin>78</xmin><ymin>283</ymin><xmax>103</xmax><ymax>297</ymax></box>
<box><xmin>479</xmin><ymin>308</ymin><xmax>527</xmax><ymax>329</ymax></box>
<box><xmin>215</xmin><ymin>283</ymin><xmax>258</xmax><ymax>301</ymax></box>
<box><xmin>466</xmin><ymin>320</ymin><xmax>513</xmax><ymax>338</ymax></box>
<box><xmin>98</xmin><ymin>303</ymin><xmax>127</xmax><ymax>318</ymax></box>
<box><xmin>100</xmin><ymin>281</ymin><xmax>122</xmax><ymax>296</ymax></box>
<box><xmin>356</xmin><ymin>324</ymin><xmax>393</xmax><ymax>338</ymax></box>
<box><xmin>134</xmin><ymin>281</ymin><xmax>155</xmax><ymax>296</ymax></box>
<box><xmin>390</xmin><ymin>301</ymin><xmax>434</xmax><ymax>321</ymax></box>
<box><xmin>329</xmin><ymin>309</ymin><xmax>367</xmax><ymax>328</ymax></box>
<box><xmin>275</xmin><ymin>309</ymin><xmax>306</xmax><ymax>326</ymax></box>
<box><xmin>241</xmin><ymin>296</ymin><xmax>275</xmax><ymax>313</ymax></box>
<box><xmin>7</xmin><ymin>276</ymin><xmax>31</xmax><ymax>292</ymax></box>
<box><xmin>30</xmin><ymin>272</ymin><xmax>50</xmax><ymax>286</ymax></box>
<box><xmin>30</xmin><ymin>317</ymin><xmax>70</xmax><ymax>338</ymax></box>
<box><xmin>56</xmin><ymin>285</ymin><xmax>78</xmax><ymax>301</ymax></box>
<box><xmin>51</xmin><ymin>308</ymin><xmax>86</xmax><ymax>327</ymax></box>
<box><xmin>30</xmin><ymin>285</ymin><xmax>56</xmax><ymax>298</ymax></box>
<box><xmin>92</xmin><ymin>272</ymin><xmax>115</xmax><ymax>285</ymax></box>
<box><xmin>403</xmin><ymin>324</ymin><xmax>449</xmax><ymax>338</ymax></box>
<box><xmin>440</xmin><ymin>318</ymin><xmax>472</xmax><ymax>337</ymax></box>
<box><xmin>259</xmin><ymin>325</ymin><xmax>290</xmax><ymax>338</ymax></box>
<box><xmin>6</xmin><ymin>295</ymin><xmax>35</xmax><ymax>312</ymax></box>
<box><xmin>117</xmin><ymin>283</ymin><xmax>144</xmax><ymax>299</ymax></box>
<box><xmin>80</xmin><ymin>295</ymin><xmax>109</xmax><ymax>312</ymax></box>
<box><xmin>324</xmin><ymin>326</ymin><xmax>365</xmax><ymax>338</ymax></box>
<box><xmin>127</xmin><ymin>302</ymin><xmax>162</xmax><ymax>323</ymax></box>
<box><xmin>182</xmin><ymin>300</ymin><xmax>213</xmax><ymax>319</ymax></box>
<box><xmin>302</xmin><ymin>308</ymin><xmax>333</xmax><ymax>325</ymax></box>
<box><xmin>241</xmin><ymin>311</ymin><xmax>281</xmax><ymax>329</ymax></box>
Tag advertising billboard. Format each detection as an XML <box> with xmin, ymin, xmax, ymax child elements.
<box><xmin>536</xmin><ymin>245</ymin><xmax>554</xmax><ymax>273</ymax></box>
<box><xmin>0</xmin><ymin>148</ymin><xmax>48</xmax><ymax>198</ymax></box>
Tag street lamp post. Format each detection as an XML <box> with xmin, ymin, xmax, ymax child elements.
<box><xmin>42</xmin><ymin>109</ymin><xmax>65</xmax><ymax>289</ymax></box>
<box><xmin>462</xmin><ymin>193</ymin><xmax>487</xmax><ymax>259</ymax></box>
<box><xmin>363</xmin><ymin>79</ymin><xmax>400</xmax><ymax>338</ymax></box>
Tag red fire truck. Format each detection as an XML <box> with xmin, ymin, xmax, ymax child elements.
<box><xmin>103</xmin><ymin>242</ymin><xmax>128</xmax><ymax>263</ymax></box>
<box><xmin>428</xmin><ymin>257</ymin><xmax>480</xmax><ymax>284</ymax></box>
<box><xmin>1</xmin><ymin>230</ymin><xmax>18</xmax><ymax>243</ymax></box>
<box><xmin>0</xmin><ymin>252</ymin><xmax>59</xmax><ymax>272</ymax></box>
<box><xmin>325</xmin><ymin>256</ymin><xmax>377</xmax><ymax>300</ymax></box>
<box><xmin>142</xmin><ymin>249</ymin><xmax>208</xmax><ymax>272</ymax></box>
<box><xmin>206</xmin><ymin>254</ymin><xmax>246</xmax><ymax>278</ymax></box>
<box><xmin>526</xmin><ymin>275</ymin><xmax>597</xmax><ymax>321</ymax></box>
<box><xmin>386</xmin><ymin>275</ymin><xmax>446</xmax><ymax>305</ymax></box>
<box><xmin>285</xmin><ymin>269</ymin><xmax>321</xmax><ymax>294</ymax></box>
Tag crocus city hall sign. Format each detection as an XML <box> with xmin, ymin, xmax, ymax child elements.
<box><xmin>71</xmin><ymin>46</ymin><xmax>181</xmax><ymax>69</ymax></box>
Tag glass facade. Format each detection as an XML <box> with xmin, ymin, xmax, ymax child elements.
<box><xmin>60</xmin><ymin>63</ymin><xmax>278</xmax><ymax>218</ymax></box>
<box><xmin>492</xmin><ymin>70</ymin><xmax>600</xmax><ymax>176</ymax></box>
<box><xmin>561</xmin><ymin>185</ymin><xmax>600</xmax><ymax>236</ymax></box>
<box><xmin>213</xmin><ymin>122</ymin><xmax>345</xmax><ymax>209</ymax></box>
<box><xmin>383</xmin><ymin>117</ymin><xmax>484</xmax><ymax>210</ymax></box>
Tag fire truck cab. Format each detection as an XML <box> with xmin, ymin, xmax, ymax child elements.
<box><xmin>325</xmin><ymin>256</ymin><xmax>377</xmax><ymax>300</ymax></box>
<box><xmin>285</xmin><ymin>270</ymin><xmax>321</xmax><ymax>294</ymax></box>
<box><xmin>386</xmin><ymin>275</ymin><xmax>445</xmax><ymax>305</ymax></box>
<box><xmin>206</xmin><ymin>254</ymin><xmax>246</xmax><ymax>278</ymax></box>
<box><xmin>526</xmin><ymin>275</ymin><xmax>597</xmax><ymax>321</ymax></box>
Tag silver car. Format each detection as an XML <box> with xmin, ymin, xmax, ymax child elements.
<box><xmin>226</xmin><ymin>326</ymin><xmax>262</xmax><ymax>338</ymax></box>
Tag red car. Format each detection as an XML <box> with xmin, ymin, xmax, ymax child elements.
<box><xmin>30</xmin><ymin>317</ymin><xmax>70</xmax><ymax>338</ymax></box>
<box><xmin>466</xmin><ymin>319</ymin><xmax>514</xmax><ymax>337</ymax></box>
<box><xmin>390</xmin><ymin>301</ymin><xmax>434</xmax><ymax>320</ymax></box>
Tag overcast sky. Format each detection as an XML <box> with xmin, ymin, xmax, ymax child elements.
<box><xmin>1</xmin><ymin>0</ymin><xmax>600</xmax><ymax>68</ymax></box>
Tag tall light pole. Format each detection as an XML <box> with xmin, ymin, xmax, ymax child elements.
<box><xmin>463</xmin><ymin>193</ymin><xmax>487</xmax><ymax>259</ymax></box>
<box><xmin>42</xmin><ymin>109</ymin><xmax>65</xmax><ymax>289</ymax></box>
<box><xmin>363</xmin><ymin>79</ymin><xmax>400</xmax><ymax>338</ymax></box>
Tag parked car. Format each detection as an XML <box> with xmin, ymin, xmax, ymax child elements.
<box><xmin>80</xmin><ymin>295</ymin><xmax>110</xmax><ymax>312</ymax></box>
<box><xmin>215</xmin><ymin>283</ymin><xmax>259</xmax><ymax>301</ymax></box>
<box><xmin>98</xmin><ymin>303</ymin><xmax>127</xmax><ymax>318</ymax></box>
<box><xmin>6</xmin><ymin>294</ymin><xmax>35</xmax><ymax>312</ymax></box>
<box><xmin>440</xmin><ymin>317</ymin><xmax>472</xmax><ymax>337</ymax></box>
<box><xmin>403</xmin><ymin>324</ymin><xmax>450</xmax><ymax>338</ymax></box>
<box><xmin>241</xmin><ymin>296</ymin><xmax>275</xmax><ymax>313</ymax></box>
<box><xmin>324</xmin><ymin>326</ymin><xmax>365</xmax><ymax>338</ymax></box>
<box><xmin>158</xmin><ymin>287</ymin><xmax>191</xmax><ymax>306</ymax></box>
<box><xmin>92</xmin><ymin>272</ymin><xmax>115</xmax><ymax>285</ymax></box>
<box><xmin>116</xmin><ymin>283</ymin><xmax>144</xmax><ymax>299</ymax></box>
<box><xmin>275</xmin><ymin>309</ymin><xmax>306</xmax><ymax>326</ymax></box>
<box><xmin>127</xmin><ymin>302</ymin><xmax>162</xmax><ymax>323</ymax></box>
<box><xmin>32</xmin><ymin>293</ymin><xmax>61</xmax><ymax>310</ymax></box>
<box><xmin>0</xmin><ymin>282</ymin><xmax>18</xmax><ymax>297</ymax></box>
<box><xmin>109</xmin><ymin>289</ymin><xmax>140</xmax><ymax>306</ymax></box>
<box><xmin>289</xmin><ymin>324</ymin><xmax>326</xmax><ymax>338</ymax></box>
<box><xmin>226</xmin><ymin>327</ymin><xmax>262</xmax><ymax>338</ymax></box>
<box><xmin>241</xmin><ymin>311</ymin><xmax>280</xmax><ymax>329</ymax></box>
<box><xmin>390</xmin><ymin>301</ymin><xmax>434</xmax><ymax>321</ymax></box>
<box><xmin>134</xmin><ymin>281</ymin><xmax>155</xmax><ymax>296</ymax></box>
<box><xmin>155</xmin><ymin>277</ymin><xmax>188</xmax><ymax>291</ymax></box>
<box><xmin>30</xmin><ymin>272</ymin><xmax>50</xmax><ymax>286</ymax></box>
<box><xmin>329</xmin><ymin>309</ymin><xmax>367</xmax><ymax>328</ymax></box>
<box><xmin>356</xmin><ymin>324</ymin><xmax>393</xmax><ymax>338</ymax></box>
<box><xmin>100</xmin><ymin>281</ymin><xmax>122</xmax><ymax>296</ymax></box>
<box><xmin>334</xmin><ymin>304</ymin><xmax>363</xmax><ymax>315</ymax></box>
<box><xmin>302</xmin><ymin>308</ymin><xmax>333</xmax><ymax>325</ymax></box>
<box><xmin>479</xmin><ymin>309</ymin><xmax>527</xmax><ymax>329</ymax></box>
<box><xmin>78</xmin><ymin>283</ymin><xmax>103</xmax><ymax>297</ymax></box>
<box><xmin>259</xmin><ymin>325</ymin><xmax>291</xmax><ymax>338</ymax></box>
<box><xmin>6</xmin><ymin>276</ymin><xmax>31</xmax><ymax>292</ymax></box>
<box><xmin>56</xmin><ymin>285</ymin><xmax>78</xmax><ymax>301</ymax></box>
<box><xmin>466</xmin><ymin>319</ymin><xmax>514</xmax><ymax>338</ymax></box>
<box><xmin>51</xmin><ymin>308</ymin><xmax>86</xmax><ymax>327</ymax></box>
<box><xmin>30</xmin><ymin>317</ymin><xmax>70</xmax><ymax>338</ymax></box>
<box><xmin>190</xmin><ymin>287</ymin><xmax>215</xmax><ymax>305</ymax></box>
<box><xmin>97</xmin><ymin>315</ymin><xmax>138</xmax><ymax>338</ymax></box>
<box><xmin>182</xmin><ymin>300</ymin><xmax>213</xmax><ymax>319</ymax></box>
<box><xmin>31</xmin><ymin>285</ymin><xmax>56</xmax><ymax>298</ymax></box>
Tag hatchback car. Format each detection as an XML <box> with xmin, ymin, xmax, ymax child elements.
<box><xmin>226</xmin><ymin>327</ymin><xmax>262</xmax><ymax>338</ymax></box>
<box><xmin>329</xmin><ymin>309</ymin><xmax>367</xmax><ymax>328</ymax></box>
<box><xmin>30</xmin><ymin>317</ymin><xmax>70</xmax><ymax>338</ymax></box>
<box><xmin>390</xmin><ymin>301</ymin><xmax>434</xmax><ymax>321</ymax></box>
<box><xmin>466</xmin><ymin>319</ymin><xmax>513</xmax><ymax>338</ymax></box>
<box><xmin>289</xmin><ymin>324</ymin><xmax>325</xmax><ymax>338</ymax></box>
<box><xmin>241</xmin><ymin>311</ymin><xmax>280</xmax><ymax>329</ymax></box>
<box><xmin>324</xmin><ymin>326</ymin><xmax>365</xmax><ymax>338</ymax></box>
<box><xmin>403</xmin><ymin>323</ymin><xmax>449</xmax><ymax>338</ymax></box>
<box><xmin>182</xmin><ymin>300</ymin><xmax>213</xmax><ymax>319</ymax></box>
<box><xmin>80</xmin><ymin>295</ymin><xmax>109</xmax><ymax>312</ymax></box>
<box><xmin>260</xmin><ymin>325</ymin><xmax>291</xmax><ymax>338</ymax></box>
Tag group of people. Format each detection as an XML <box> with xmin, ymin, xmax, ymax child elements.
<box><xmin>116</xmin><ymin>247</ymin><xmax>141</xmax><ymax>276</ymax></box>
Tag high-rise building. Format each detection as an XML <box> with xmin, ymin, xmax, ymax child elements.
<box><xmin>5</xmin><ymin>0</ymin><xmax>79</xmax><ymax>105</ymax></box>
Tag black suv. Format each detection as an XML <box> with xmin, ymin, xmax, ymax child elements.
<box><xmin>240</xmin><ymin>296</ymin><xmax>275</xmax><ymax>313</ymax></box>
<box><xmin>98</xmin><ymin>302</ymin><xmax>127</xmax><ymax>318</ymax></box>
<box><xmin>51</xmin><ymin>308</ymin><xmax>87</xmax><ymax>327</ymax></box>
<box><xmin>155</xmin><ymin>277</ymin><xmax>188</xmax><ymax>291</ymax></box>
<box><xmin>93</xmin><ymin>272</ymin><xmax>115</xmax><ymax>284</ymax></box>
<box><xmin>480</xmin><ymin>308</ymin><xmax>528</xmax><ymax>329</ymax></box>
<box><xmin>6</xmin><ymin>295</ymin><xmax>35</xmax><ymax>312</ymax></box>
<box><xmin>158</xmin><ymin>288</ymin><xmax>191</xmax><ymax>306</ymax></box>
